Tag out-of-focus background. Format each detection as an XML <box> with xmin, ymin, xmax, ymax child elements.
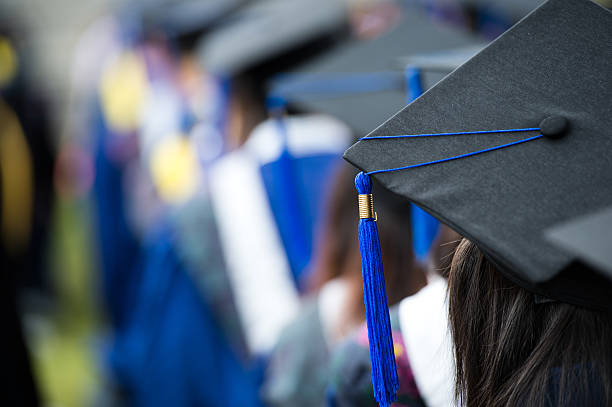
<box><xmin>2</xmin><ymin>0</ymin><xmax>609</xmax><ymax>406</ymax></box>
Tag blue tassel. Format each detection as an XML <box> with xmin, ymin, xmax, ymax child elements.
<box><xmin>355</xmin><ymin>172</ymin><xmax>399</xmax><ymax>407</ymax></box>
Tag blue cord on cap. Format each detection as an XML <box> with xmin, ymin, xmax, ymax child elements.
<box><xmin>366</xmin><ymin>133</ymin><xmax>543</xmax><ymax>176</ymax></box>
<box><xmin>361</xmin><ymin>127</ymin><xmax>540</xmax><ymax>140</ymax></box>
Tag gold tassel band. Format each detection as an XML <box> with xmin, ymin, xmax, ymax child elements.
<box><xmin>358</xmin><ymin>194</ymin><xmax>376</xmax><ymax>220</ymax></box>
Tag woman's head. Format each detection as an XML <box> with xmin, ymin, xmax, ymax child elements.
<box><xmin>448</xmin><ymin>238</ymin><xmax>612</xmax><ymax>407</ymax></box>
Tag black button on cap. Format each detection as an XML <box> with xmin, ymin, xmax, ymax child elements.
<box><xmin>540</xmin><ymin>116</ymin><xmax>568</xmax><ymax>139</ymax></box>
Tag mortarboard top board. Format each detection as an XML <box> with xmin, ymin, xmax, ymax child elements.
<box><xmin>195</xmin><ymin>0</ymin><xmax>348</xmax><ymax>77</ymax></box>
<box><xmin>267</xmin><ymin>11</ymin><xmax>483</xmax><ymax>137</ymax></box>
<box><xmin>545</xmin><ymin>206</ymin><xmax>612</xmax><ymax>280</ymax></box>
<box><xmin>344</xmin><ymin>0</ymin><xmax>612</xmax><ymax>312</ymax></box>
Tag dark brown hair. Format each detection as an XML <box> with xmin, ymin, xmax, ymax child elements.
<box><xmin>309</xmin><ymin>163</ymin><xmax>426</xmax><ymax>328</ymax></box>
<box><xmin>448</xmin><ymin>238</ymin><xmax>612</xmax><ymax>407</ymax></box>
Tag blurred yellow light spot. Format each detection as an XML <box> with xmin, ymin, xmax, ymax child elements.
<box><xmin>394</xmin><ymin>342</ymin><xmax>404</xmax><ymax>359</ymax></box>
<box><xmin>99</xmin><ymin>51</ymin><xmax>148</xmax><ymax>133</ymax></box>
<box><xmin>149</xmin><ymin>135</ymin><xmax>200</xmax><ymax>204</ymax></box>
<box><xmin>0</xmin><ymin>36</ymin><xmax>18</xmax><ymax>87</ymax></box>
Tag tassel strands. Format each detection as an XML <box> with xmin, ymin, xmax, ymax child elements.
<box><xmin>354</xmin><ymin>172</ymin><xmax>398</xmax><ymax>407</ymax></box>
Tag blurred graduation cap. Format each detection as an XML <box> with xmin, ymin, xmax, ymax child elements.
<box><xmin>344</xmin><ymin>1</ymin><xmax>612</xmax><ymax>404</ymax></box>
<box><xmin>268</xmin><ymin>13</ymin><xmax>484</xmax><ymax>137</ymax></box>
<box><xmin>546</xmin><ymin>206</ymin><xmax>612</xmax><ymax>280</ymax></box>
<box><xmin>139</xmin><ymin>0</ymin><xmax>247</xmax><ymax>38</ymax></box>
<box><xmin>395</xmin><ymin>45</ymin><xmax>483</xmax><ymax>89</ymax></box>
<box><xmin>345</xmin><ymin>0</ymin><xmax>612</xmax><ymax>311</ymax></box>
<box><xmin>196</xmin><ymin>0</ymin><xmax>348</xmax><ymax>77</ymax></box>
<box><xmin>269</xmin><ymin>16</ymin><xmax>485</xmax><ymax>262</ymax></box>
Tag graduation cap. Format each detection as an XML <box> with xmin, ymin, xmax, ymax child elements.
<box><xmin>267</xmin><ymin>11</ymin><xmax>484</xmax><ymax>137</ymax></box>
<box><xmin>196</xmin><ymin>0</ymin><xmax>347</xmax><ymax>77</ymax></box>
<box><xmin>546</xmin><ymin>206</ymin><xmax>612</xmax><ymax>280</ymax></box>
<box><xmin>342</xmin><ymin>0</ymin><xmax>612</xmax><ymax>405</ymax></box>
<box><xmin>267</xmin><ymin>14</ymin><xmax>484</xmax><ymax>266</ymax></box>
<box><xmin>270</xmin><ymin>25</ymin><xmax>485</xmax><ymax>262</ymax></box>
<box><xmin>138</xmin><ymin>0</ymin><xmax>246</xmax><ymax>39</ymax></box>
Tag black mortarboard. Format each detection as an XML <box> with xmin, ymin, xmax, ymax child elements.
<box><xmin>268</xmin><ymin>11</ymin><xmax>483</xmax><ymax>136</ymax></box>
<box><xmin>196</xmin><ymin>0</ymin><xmax>347</xmax><ymax>77</ymax></box>
<box><xmin>344</xmin><ymin>0</ymin><xmax>612</xmax><ymax>312</ymax></box>
<box><xmin>546</xmin><ymin>206</ymin><xmax>612</xmax><ymax>280</ymax></box>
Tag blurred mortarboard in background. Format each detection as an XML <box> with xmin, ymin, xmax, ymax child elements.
<box><xmin>459</xmin><ymin>0</ymin><xmax>545</xmax><ymax>21</ymax></box>
<box><xmin>268</xmin><ymin>13</ymin><xmax>484</xmax><ymax>262</ymax></box>
<box><xmin>546</xmin><ymin>206</ymin><xmax>612</xmax><ymax>280</ymax></box>
<box><xmin>395</xmin><ymin>45</ymin><xmax>484</xmax><ymax>90</ymax></box>
<box><xmin>268</xmin><ymin>11</ymin><xmax>483</xmax><ymax>137</ymax></box>
<box><xmin>196</xmin><ymin>0</ymin><xmax>348</xmax><ymax>77</ymax></box>
<box><xmin>141</xmin><ymin>0</ymin><xmax>247</xmax><ymax>38</ymax></box>
<box><xmin>344</xmin><ymin>0</ymin><xmax>612</xmax><ymax>312</ymax></box>
<box><xmin>457</xmin><ymin>0</ymin><xmax>545</xmax><ymax>39</ymax></box>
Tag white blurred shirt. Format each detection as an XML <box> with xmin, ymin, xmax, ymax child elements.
<box><xmin>399</xmin><ymin>276</ymin><xmax>456</xmax><ymax>407</ymax></box>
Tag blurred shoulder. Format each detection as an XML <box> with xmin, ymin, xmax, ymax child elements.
<box><xmin>327</xmin><ymin>307</ymin><xmax>426</xmax><ymax>407</ymax></box>
<box><xmin>262</xmin><ymin>298</ymin><xmax>330</xmax><ymax>407</ymax></box>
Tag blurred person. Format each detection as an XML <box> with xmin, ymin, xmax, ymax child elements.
<box><xmin>195</xmin><ymin>0</ymin><xmax>350</xmax><ymax>356</ymax></box>
<box><xmin>262</xmin><ymin>163</ymin><xmax>427</xmax><ymax>406</ymax></box>
<box><xmin>324</xmin><ymin>224</ymin><xmax>460</xmax><ymax>407</ymax></box>
<box><xmin>82</xmin><ymin>19</ymin><xmax>150</xmax><ymax>332</ymax></box>
<box><xmin>71</xmin><ymin>0</ymin><xmax>237</xmax><ymax>339</ymax></box>
<box><xmin>67</xmin><ymin>0</ymin><xmax>234</xmax><ymax>333</ymax></box>
<box><xmin>202</xmin><ymin>110</ymin><xmax>352</xmax><ymax>355</ymax></box>
<box><xmin>309</xmin><ymin>165</ymin><xmax>427</xmax><ymax>333</ymax></box>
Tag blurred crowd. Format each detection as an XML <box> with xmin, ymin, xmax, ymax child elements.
<box><xmin>1</xmin><ymin>0</ymin><xmax>611</xmax><ymax>406</ymax></box>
